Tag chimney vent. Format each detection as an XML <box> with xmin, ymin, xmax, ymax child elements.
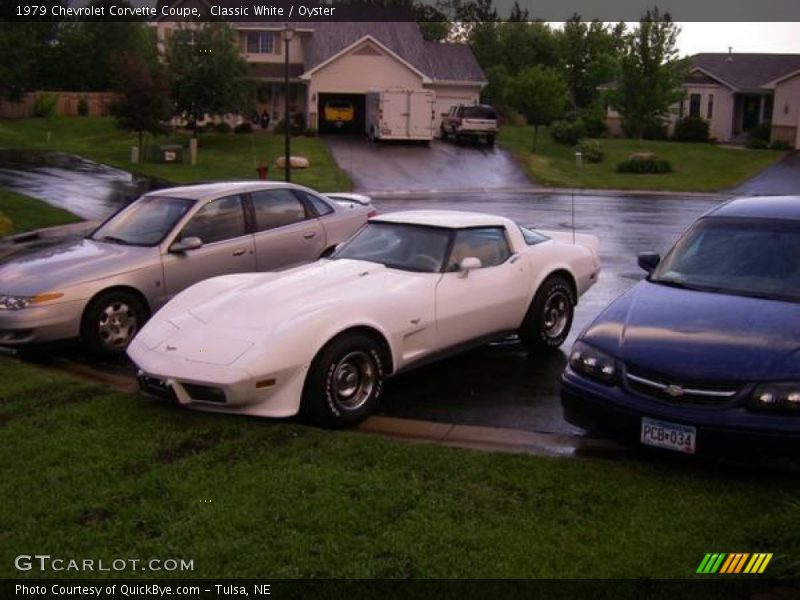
<box><xmin>727</xmin><ymin>47</ymin><xmax>733</xmax><ymax>62</ymax></box>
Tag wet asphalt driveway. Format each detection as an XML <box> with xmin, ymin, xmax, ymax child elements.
<box><xmin>324</xmin><ymin>135</ymin><xmax>530</xmax><ymax>192</ymax></box>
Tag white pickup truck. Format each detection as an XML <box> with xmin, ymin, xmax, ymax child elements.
<box><xmin>441</xmin><ymin>104</ymin><xmax>499</xmax><ymax>146</ymax></box>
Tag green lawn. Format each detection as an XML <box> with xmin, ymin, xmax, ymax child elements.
<box><xmin>0</xmin><ymin>187</ymin><xmax>80</xmax><ymax>235</ymax></box>
<box><xmin>0</xmin><ymin>356</ymin><xmax>797</xmax><ymax>580</ymax></box>
<box><xmin>499</xmin><ymin>126</ymin><xmax>786</xmax><ymax>192</ymax></box>
<box><xmin>0</xmin><ymin>117</ymin><xmax>350</xmax><ymax>191</ymax></box>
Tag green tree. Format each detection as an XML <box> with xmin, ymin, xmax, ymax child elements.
<box><xmin>557</xmin><ymin>16</ymin><xmax>626</xmax><ymax>110</ymax></box>
<box><xmin>43</xmin><ymin>1</ymin><xmax>158</xmax><ymax>92</ymax></box>
<box><xmin>508</xmin><ymin>65</ymin><xmax>568</xmax><ymax>152</ymax></box>
<box><xmin>610</xmin><ymin>8</ymin><xmax>688</xmax><ymax>139</ymax></box>
<box><xmin>0</xmin><ymin>19</ymin><xmax>60</xmax><ymax>100</ymax></box>
<box><xmin>166</xmin><ymin>22</ymin><xmax>253</xmax><ymax>137</ymax></box>
<box><xmin>111</xmin><ymin>53</ymin><xmax>173</xmax><ymax>159</ymax></box>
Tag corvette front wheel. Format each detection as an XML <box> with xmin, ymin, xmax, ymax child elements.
<box><xmin>301</xmin><ymin>332</ymin><xmax>386</xmax><ymax>428</ymax></box>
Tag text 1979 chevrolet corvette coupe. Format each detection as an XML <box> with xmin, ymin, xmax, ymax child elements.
<box><xmin>128</xmin><ymin>211</ymin><xmax>600</xmax><ymax>427</ymax></box>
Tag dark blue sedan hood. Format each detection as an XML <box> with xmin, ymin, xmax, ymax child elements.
<box><xmin>582</xmin><ymin>281</ymin><xmax>800</xmax><ymax>382</ymax></box>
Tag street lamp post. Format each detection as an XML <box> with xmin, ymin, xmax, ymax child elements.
<box><xmin>282</xmin><ymin>25</ymin><xmax>295</xmax><ymax>182</ymax></box>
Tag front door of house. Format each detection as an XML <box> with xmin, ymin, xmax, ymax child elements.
<box><xmin>743</xmin><ymin>96</ymin><xmax>762</xmax><ymax>132</ymax></box>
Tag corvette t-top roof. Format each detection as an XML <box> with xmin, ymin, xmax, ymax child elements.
<box><xmin>372</xmin><ymin>210</ymin><xmax>510</xmax><ymax>229</ymax></box>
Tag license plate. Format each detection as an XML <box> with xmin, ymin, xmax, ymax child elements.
<box><xmin>641</xmin><ymin>417</ymin><xmax>696</xmax><ymax>454</ymax></box>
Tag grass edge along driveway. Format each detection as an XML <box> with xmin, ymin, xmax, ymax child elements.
<box><xmin>0</xmin><ymin>117</ymin><xmax>350</xmax><ymax>192</ymax></box>
<box><xmin>498</xmin><ymin>125</ymin><xmax>786</xmax><ymax>193</ymax></box>
<box><xmin>0</xmin><ymin>357</ymin><xmax>798</xmax><ymax>579</ymax></box>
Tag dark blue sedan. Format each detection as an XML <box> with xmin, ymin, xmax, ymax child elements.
<box><xmin>561</xmin><ymin>196</ymin><xmax>800</xmax><ymax>457</ymax></box>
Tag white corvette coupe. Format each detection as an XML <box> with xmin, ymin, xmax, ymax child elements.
<box><xmin>128</xmin><ymin>211</ymin><xmax>600</xmax><ymax>427</ymax></box>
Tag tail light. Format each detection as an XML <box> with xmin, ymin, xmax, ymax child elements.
<box><xmin>367</xmin><ymin>209</ymin><xmax>379</xmax><ymax>218</ymax></box>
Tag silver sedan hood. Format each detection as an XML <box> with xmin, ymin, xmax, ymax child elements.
<box><xmin>0</xmin><ymin>237</ymin><xmax>156</xmax><ymax>295</ymax></box>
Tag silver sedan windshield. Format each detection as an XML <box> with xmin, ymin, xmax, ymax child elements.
<box><xmin>91</xmin><ymin>196</ymin><xmax>195</xmax><ymax>246</ymax></box>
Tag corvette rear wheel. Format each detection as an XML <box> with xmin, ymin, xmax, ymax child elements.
<box><xmin>519</xmin><ymin>275</ymin><xmax>575</xmax><ymax>353</ymax></box>
<box><xmin>301</xmin><ymin>332</ymin><xmax>386</xmax><ymax>428</ymax></box>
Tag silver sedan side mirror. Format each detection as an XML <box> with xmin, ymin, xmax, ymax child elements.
<box><xmin>170</xmin><ymin>236</ymin><xmax>203</xmax><ymax>253</ymax></box>
<box><xmin>458</xmin><ymin>256</ymin><xmax>482</xmax><ymax>278</ymax></box>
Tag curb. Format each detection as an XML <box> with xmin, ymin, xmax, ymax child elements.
<box><xmin>363</xmin><ymin>186</ymin><xmax>734</xmax><ymax>200</ymax></box>
<box><xmin>357</xmin><ymin>416</ymin><xmax>628</xmax><ymax>460</ymax></box>
<box><xmin>18</xmin><ymin>353</ymin><xmax>627</xmax><ymax>461</ymax></box>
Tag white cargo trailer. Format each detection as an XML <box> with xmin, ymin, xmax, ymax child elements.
<box><xmin>365</xmin><ymin>89</ymin><xmax>436</xmax><ymax>142</ymax></box>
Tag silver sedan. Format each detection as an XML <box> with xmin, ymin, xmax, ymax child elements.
<box><xmin>0</xmin><ymin>181</ymin><xmax>374</xmax><ymax>354</ymax></box>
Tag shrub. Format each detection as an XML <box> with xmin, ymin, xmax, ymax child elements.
<box><xmin>673</xmin><ymin>116</ymin><xmax>710</xmax><ymax>143</ymax></box>
<box><xmin>234</xmin><ymin>122</ymin><xmax>253</xmax><ymax>134</ymax></box>
<box><xmin>622</xmin><ymin>119</ymin><xmax>668</xmax><ymax>140</ymax></box>
<box><xmin>215</xmin><ymin>122</ymin><xmax>232</xmax><ymax>134</ymax></box>
<box><xmin>770</xmin><ymin>140</ymin><xmax>792</xmax><ymax>151</ymax></box>
<box><xmin>578</xmin><ymin>107</ymin><xmax>608</xmax><ymax>138</ymax></box>
<box><xmin>746</xmin><ymin>137</ymin><xmax>769</xmax><ymax>150</ymax></box>
<box><xmin>576</xmin><ymin>140</ymin><xmax>604</xmax><ymax>163</ymax></box>
<box><xmin>549</xmin><ymin>119</ymin><xmax>585</xmax><ymax>145</ymax></box>
<box><xmin>77</xmin><ymin>96</ymin><xmax>89</xmax><ymax>117</ymax></box>
<box><xmin>303</xmin><ymin>128</ymin><xmax>318</xmax><ymax>137</ymax></box>
<box><xmin>747</xmin><ymin>123</ymin><xmax>771</xmax><ymax>143</ymax></box>
<box><xmin>33</xmin><ymin>93</ymin><xmax>58</xmax><ymax>119</ymax></box>
<box><xmin>617</xmin><ymin>156</ymin><xmax>672</xmax><ymax>174</ymax></box>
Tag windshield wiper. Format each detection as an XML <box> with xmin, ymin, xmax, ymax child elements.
<box><xmin>98</xmin><ymin>235</ymin><xmax>130</xmax><ymax>245</ymax></box>
<box><xmin>651</xmin><ymin>278</ymin><xmax>702</xmax><ymax>291</ymax></box>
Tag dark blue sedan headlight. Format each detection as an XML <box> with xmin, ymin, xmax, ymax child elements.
<box><xmin>749</xmin><ymin>383</ymin><xmax>800</xmax><ymax>413</ymax></box>
<box><xmin>569</xmin><ymin>341</ymin><xmax>618</xmax><ymax>384</ymax></box>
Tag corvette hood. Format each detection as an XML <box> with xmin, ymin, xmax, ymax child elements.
<box><xmin>152</xmin><ymin>258</ymin><xmax>422</xmax><ymax>337</ymax></box>
<box><xmin>582</xmin><ymin>281</ymin><xmax>800</xmax><ymax>382</ymax></box>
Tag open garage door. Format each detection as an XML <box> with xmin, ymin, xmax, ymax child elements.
<box><xmin>318</xmin><ymin>93</ymin><xmax>366</xmax><ymax>135</ymax></box>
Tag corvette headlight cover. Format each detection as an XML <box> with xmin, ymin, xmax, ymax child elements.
<box><xmin>568</xmin><ymin>340</ymin><xmax>618</xmax><ymax>384</ymax></box>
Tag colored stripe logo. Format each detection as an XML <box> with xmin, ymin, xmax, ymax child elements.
<box><xmin>697</xmin><ymin>553</ymin><xmax>772</xmax><ymax>574</ymax></box>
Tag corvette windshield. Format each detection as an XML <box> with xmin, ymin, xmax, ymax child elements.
<box><xmin>91</xmin><ymin>196</ymin><xmax>195</xmax><ymax>246</ymax></box>
<box><xmin>332</xmin><ymin>222</ymin><xmax>451</xmax><ymax>273</ymax></box>
<box><xmin>652</xmin><ymin>217</ymin><xmax>800</xmax><ymax>302</ymax></box>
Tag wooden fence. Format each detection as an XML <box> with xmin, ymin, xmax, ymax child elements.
<box><xmin>0</xmin><ymin>91</ymin><xmax>119</xmax><ymax>119</ymax></box>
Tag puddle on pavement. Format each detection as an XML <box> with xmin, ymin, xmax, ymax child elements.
<box><xmin>0</xmin><ymin>150</ymin><xmax>164</xmax><ymax>220</ymax></box>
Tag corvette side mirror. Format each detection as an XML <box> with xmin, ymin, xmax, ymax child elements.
<box><xmin>170</xmin><ymin>236</ymin><xmax>203</xmax><ymax>253</ymax></box>
<box><xmin>458</xmin><ymin>256</ymin><xmax>482</xmax><ymax>278</ymax></box>
<box><xmin>637</xmin><ymin>252</ymin><xmax>660</xmax><ymax>274</ymax></box>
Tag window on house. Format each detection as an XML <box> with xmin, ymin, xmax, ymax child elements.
<box><xmin>707</xmin><ymin>94</ymin><xmax>714</xmax><ymax>119</ymax></box>
<box><xmin>689</xmin><ymin>94</ymin><xmax>701</xmax><ymax>118</ymax></box>
<box><xmin>247</xmin><ymin>32</ymin><xmax>275</xmax><ymax>54</ymax></box>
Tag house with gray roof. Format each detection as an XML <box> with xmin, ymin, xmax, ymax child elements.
<box><xmin>153</xmin><ymin>4</ymin><xmax>486</xmax><ymax>134</ymax></box>
<box><xmin>606</xmin><ymin>52</ymin><xmax>800</xmax><ymax>148</ymax></box>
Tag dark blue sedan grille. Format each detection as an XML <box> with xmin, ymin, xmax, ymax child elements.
<box><xmin>624</xmin><ymin>366</ymin><xmax>740</xmax><ymax>406</ymax></box>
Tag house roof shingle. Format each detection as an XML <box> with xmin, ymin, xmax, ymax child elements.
<box><xmin>692</xmin><ymin>53</ymin><xmax>800</xmax><ymax>90</ymax></box>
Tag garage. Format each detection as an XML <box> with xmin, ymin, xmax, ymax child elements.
<box><xmin>317</xmin><ymin>93</ymin><xmax>366</xmax><ymax>135</ymax></box>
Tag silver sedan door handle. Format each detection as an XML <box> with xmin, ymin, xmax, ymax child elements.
<box><xmin>232</xmin><ymin>249</ymin><xmax>246</xmax><ymax>256</ymax></box>
<box><xmin>303</xmin><ymin>232</ymin><xmax>316</xmax><ymax>239</ymax></box>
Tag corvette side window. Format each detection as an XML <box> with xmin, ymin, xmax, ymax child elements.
<box><xmin>180</xmin><ymin>195</ymin><xmax>246</xmax><ymax>244</ymax></box>
<box><xmin>251</xmin><ymin>189</ymin><xmax>309</xmax><ymax>231</ymax></box>
<box><xmin>447</xmin><ymin>227</ymin><xmax>511</xmax><ymax>271</ymax></box>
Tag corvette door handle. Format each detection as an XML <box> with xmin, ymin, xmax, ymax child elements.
<box><xmin>303</xmin><ymin>232</ymin><xmax>316</xmax><ymax>239</ymax></box>
<box><xmin>232</xmin><ymin>249</ymin><xmax>246</xmax><ymax>256</ymax></box>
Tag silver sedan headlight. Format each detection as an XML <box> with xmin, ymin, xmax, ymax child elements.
<box><xmin>0</xmin><ymin>293</ymin><xmax>63</xmax><ymax>311</ymax></box>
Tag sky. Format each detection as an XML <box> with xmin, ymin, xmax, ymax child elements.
<box><xmin>675</xmin><ymin>23</ymin><xmax>800</xmax><ymax>56</ymax></box>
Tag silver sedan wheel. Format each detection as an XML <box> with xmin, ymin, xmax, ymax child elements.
<box><xmin>542</xmin><ymin>291</ymin><xmax>570</xmax><ymax>340</ymax></box>
<box><xmin>97</xmin><ymin>301</ymin><xmax>138</xmax><ymax>349</ymax></box>
<box><xmin>331</xmin><ymin>351</ymin><xmax>376</xmax><ymax>411</ymax></box>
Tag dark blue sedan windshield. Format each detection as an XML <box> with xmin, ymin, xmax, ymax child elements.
<box><xmin>652</xmin><ymin>217</ymin><xmax>800</xmax><ymax>302</ymax></box>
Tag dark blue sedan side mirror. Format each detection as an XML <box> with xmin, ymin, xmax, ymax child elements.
<box><xmin>638</xmin><ymin>252</ymin><xmax>661</xmax><ymax>274</ymax></box>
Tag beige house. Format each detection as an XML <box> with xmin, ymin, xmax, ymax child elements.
<box><xmin>153</xmin><ymin>4</ymin><xmax>486</xmax><ymax>134</ymax></box>
<box><xmin>606</xmin><ymin>53</ymin><xmax>800</xmax><ymax>148</ymax></box>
